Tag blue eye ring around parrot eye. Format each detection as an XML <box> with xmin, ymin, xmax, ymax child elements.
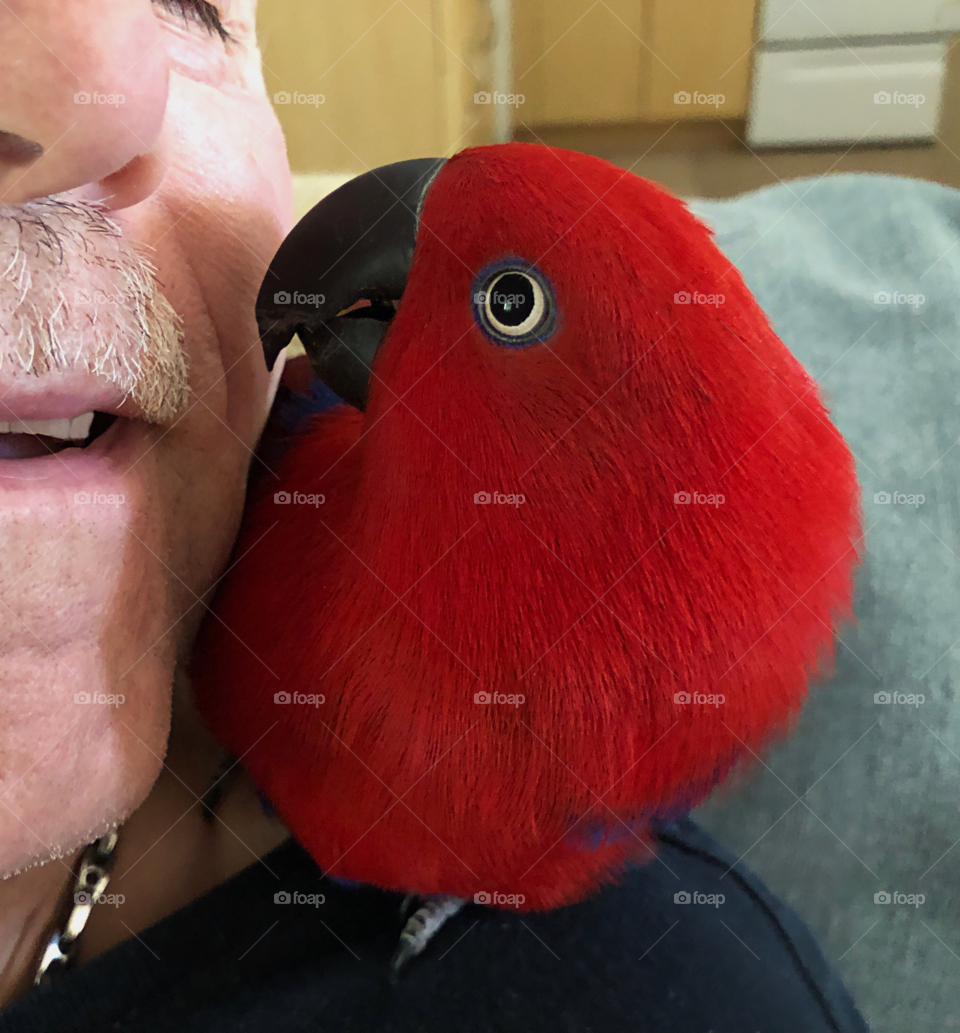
<box><xmin>472</xmin><ymin>261</ymin><xmax>557</xmax><ymax>347</ymax></box>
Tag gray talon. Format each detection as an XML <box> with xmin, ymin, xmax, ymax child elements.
<box><xmin>399</xmin><ymin>892</ymin><xmax>417</xmax><ymax>919</ymax></box>
<box><xmin>390</xmin><ymin>896</ymin><xmax>465</xmax><ymax>973</ymax></box>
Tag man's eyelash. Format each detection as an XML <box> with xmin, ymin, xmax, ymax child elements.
<box><xmin>153</xmin><ymin>0</ymin><xmax>233</xmax><ymax>43</ymax></box>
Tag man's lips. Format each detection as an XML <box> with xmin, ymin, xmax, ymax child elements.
<box><xmin>0</xmin><ymin>413</ymin><xmax>142</xmax><ymax>489</ymax></box>
<box><xmin>0</xmin><ymin>373</ymin><xmax>138</xmax><ymax>461</ymax></box>
<box><xmin>0</xmin><ymin>371</ymin><xmax>143</xmax><ymax>423</ymax></box>
<box><xmin>0</xmin><ymin>372</ymin><xmax>160</xmax><ymax>483</ymax></box>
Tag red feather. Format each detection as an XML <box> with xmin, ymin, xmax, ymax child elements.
<box><xmin>193</xmin><ymin>143</ymin><xmax>861</xmax><ymax>910</ymax></box>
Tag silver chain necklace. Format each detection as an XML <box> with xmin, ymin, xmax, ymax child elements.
<box><xmin>33</xmin><ymin>830</ymin><xmax>119</xmax><ymax>985</ymax></box>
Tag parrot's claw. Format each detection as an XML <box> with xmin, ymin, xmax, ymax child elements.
<box><xmin>399</xmin><ymin>892</ymin><xmax>417</xmax><ymax>919</ymax></box>
<box><xmin>390</xmin><ymin>895</ymin><xmax>465</xmax><ymax>975</ymax></box>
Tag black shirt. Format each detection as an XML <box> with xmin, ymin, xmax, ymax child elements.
<box><xmin>0</xmin><ymin>818</ymin><xmax>868</xmax><ymax>1033</ymax></box>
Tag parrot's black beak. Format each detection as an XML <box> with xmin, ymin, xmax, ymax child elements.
<box><xmin>256</xmin><ymin>157</ymin><xmax>446</xmax><ymax>411</ymax></box>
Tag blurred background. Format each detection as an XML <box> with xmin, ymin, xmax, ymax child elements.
<box><xmin>256</xmin><ymin>3</ymin><xmax>960</xmax><ymax>1031</ymax></box>
<box><xmin>258</xmin><ymin>0</ymin><xmax>960</xmax><ymax>203</ymax></box>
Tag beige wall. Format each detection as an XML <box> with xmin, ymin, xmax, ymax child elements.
<box><xmin>259</xmin><ymin>0</ymin><xmax>757</xmax><ymax>172</ymax></box>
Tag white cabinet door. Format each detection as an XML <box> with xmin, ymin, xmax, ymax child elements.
<box><xmin>760</xmin><ymin>0</ymin><xmax>960</xmax><ymax>41</ymax></box>
<box><xmin>748</xmin><ymin>42</ymin><xmax>945</xmax><ymax>146</ymax></box>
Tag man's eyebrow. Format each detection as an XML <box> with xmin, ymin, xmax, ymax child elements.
<box><xmin>152</xmin><ymin>0</ymin><xmax>233</xmax><ymax>43</ymax></box>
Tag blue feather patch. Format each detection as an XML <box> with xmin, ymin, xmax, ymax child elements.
<box><xmin>568</xmin><ymin>804</ymin><xmax>693</xmax><ymax>851</ymax></box>
<box><xmin>280</xmin><ymin>378</ymin><xmax>343</xmax><ymax>435</ymax></box>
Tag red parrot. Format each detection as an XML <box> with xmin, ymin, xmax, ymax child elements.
<box><xmin>193</xmin><ymin>143</ymin><xmax>860</xmax><ymax>967</ymax></box>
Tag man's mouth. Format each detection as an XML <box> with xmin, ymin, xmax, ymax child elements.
<box><xmin>0</xmin><ymin>411</ymin><xmax>121</xmax><ymax>459</ymax></box>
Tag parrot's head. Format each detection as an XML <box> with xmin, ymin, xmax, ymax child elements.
<box><xmin>223</xmin><ymin>143</ymin><xmax>860</xmax><ymax>894</ymax></box>
<box><xmin>256</xmin><ymin>143</ymin><xmax>762</xmax><ymax>424</ymax></box>
<box><xmin>255</xmin><ymin>144</ymin><xmax>847</xmax><ymax>521</ymax></box>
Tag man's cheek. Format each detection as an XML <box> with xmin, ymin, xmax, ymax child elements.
<box><xmin>151</xmin><ymin>217</ymin><xmax>288</xmax><ymax>446</ymax></box>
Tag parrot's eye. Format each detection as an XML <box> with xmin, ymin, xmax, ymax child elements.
<box><xmin>473</xmin><ymin>263</ymin><xmax>556</xmax><ymax>346</ymax></box>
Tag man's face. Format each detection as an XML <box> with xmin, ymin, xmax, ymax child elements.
<box><xmin>0</xmin><ymin>0</ymin><xmax>293</xmax><ymax>876</ymax></box>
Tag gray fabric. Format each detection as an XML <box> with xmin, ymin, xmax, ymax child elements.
<box><xmin>688</xmin><ymin>173</ymin><xmax>960</xmax><ymax>1033</ymax></box>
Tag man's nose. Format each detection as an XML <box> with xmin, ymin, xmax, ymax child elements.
<box><xmin>0</xmin><ymin>0</ymin><xmax>169</xmax><ymax>209</ymax></box>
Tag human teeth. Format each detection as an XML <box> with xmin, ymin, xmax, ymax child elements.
<box><xmin>0</xmin><ymin>412</ymin><xmax>95</xmax><ymax>440</ymax></box>
<box><xmin>69</xmin><ymin>413</ymin><xmax>96</xmax><ymax>438</ymax></box>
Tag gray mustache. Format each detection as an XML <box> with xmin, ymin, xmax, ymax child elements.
<box><xmin>0</xmin><ymin>196</ymin><xmax>188</xmax><ymax>423</ymax></box>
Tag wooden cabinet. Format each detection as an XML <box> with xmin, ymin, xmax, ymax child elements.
<box><xmin>517</xmin><ymin>0</ymin><xmax>756</xmax><ymax>127</ymax></box>
<box><xmin>643</xmin><ymin>0</ymin><xmax>756</xmax><ymax>121</ymax></box>
<box><xmin>514</xmin><ymin>0</ymin><xmax>646</xmax><ymax>124</ymax></box>
<box><xmin>257</xmin><ymin>0</ymin><xmax>757</xmax><ymax>172</ymax></box>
